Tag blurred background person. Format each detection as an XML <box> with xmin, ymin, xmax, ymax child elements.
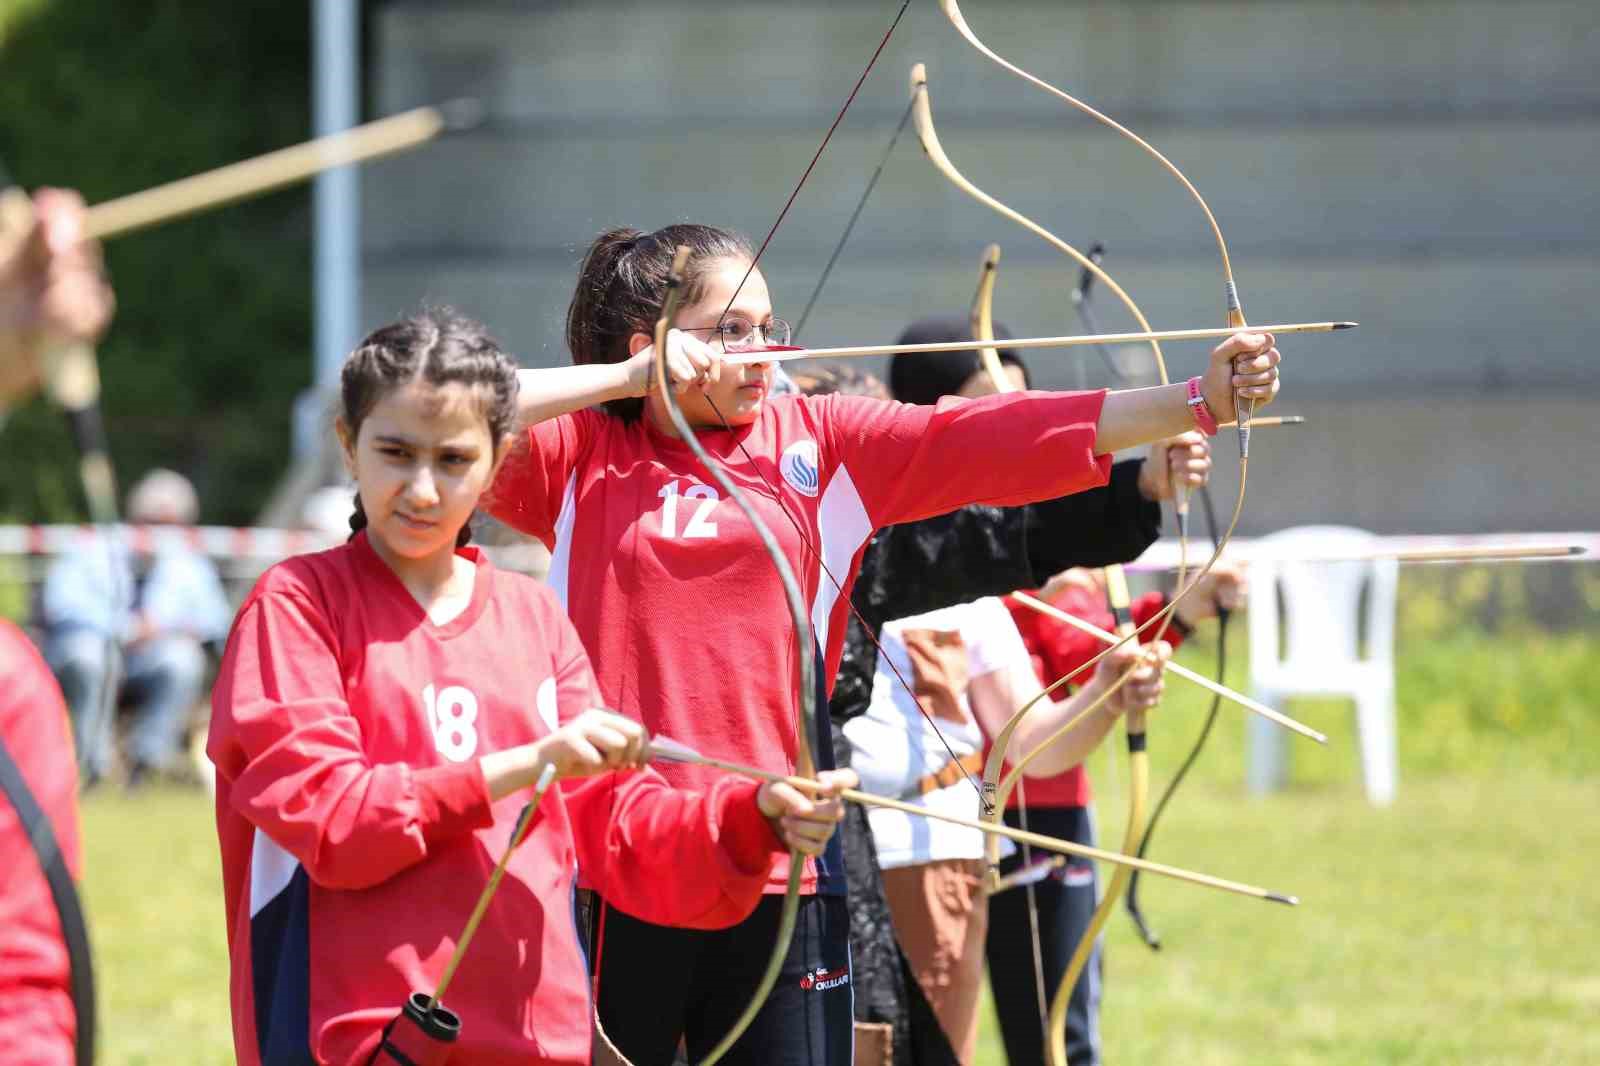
<box><xmin>0</xmin><ymin>182</ymin><xmax>110</xmax><ymax>1066</ymax></box>
<box><xmin>39</xmin><ymin>468</ymin><xmax>230</xmax><ymax>788</ymax></box>
<box><xmin>0</xmin><ymin>185</ymin><xmax>113</xmax><ymax>413</ymax></box>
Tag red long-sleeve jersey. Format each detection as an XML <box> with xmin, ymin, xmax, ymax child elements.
<box><xmin>208</xmin><ymin>535</ymin><xmax>782</xmax><ymax>1066</ymax></box>
<box><xmin>490</xmin><ymin>390</ymin><xmax>1111</xmax><ymax>892</ymax></box>
<box><xmin>0</xmin><ymin>621</ymin><xmax>82</xmax><ymax>1066</ymax></box>
<box><xmin>999</xmin><ymin>585</ymin><xmax>1184</xmax><ymax>807</ymax></box>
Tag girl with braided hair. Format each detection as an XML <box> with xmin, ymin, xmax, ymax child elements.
<box><xmin>207</xmin><ymin>309</ymin><xmax>847</xmax><ymax>1066</ymax></box>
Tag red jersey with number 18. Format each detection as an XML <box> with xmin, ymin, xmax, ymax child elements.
<box><xmin>208</xmin><ymin>534</ymin><xmax>782</xmax><ymax>1066</ymax></box>
<box><xmin>490</xmin><ymin>390</ymin><xmax>1113</xmax><ymax>893</ymax></box>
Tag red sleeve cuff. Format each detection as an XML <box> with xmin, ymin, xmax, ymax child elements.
<box><xmin>710</xmin><ymin>779</ymin><xmax>784</xmax><ymax>875</ymax></box>
<box><xmin>414</xmin><ymin>760</ymin><xmax>495</xmax><ymax>845</ymax></box>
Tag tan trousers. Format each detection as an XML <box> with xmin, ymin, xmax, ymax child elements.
<box><xmin>880</xmin><ymin>858</ymin><xmax>989</xmax><ymax>1065</ymax></box>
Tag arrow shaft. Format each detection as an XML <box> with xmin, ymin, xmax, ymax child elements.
<box><xmin>723</xmin><ymin>320</ymin><xmax>1354</xmax><ymax>366</ymax></box>
<box><xmin>652</xmin><ymin>745</ymin><xmax>1294</xmax><ymax>903</ymax></box>
<box><xmin>86</xmin><ymin>106</ymin><xmax>448</xmax><ymax>241</ymax></box>
<box><xmin>1008</xmin><ymin>591</ymin><xmax>1327</xmax><ymax>744</ymax></box>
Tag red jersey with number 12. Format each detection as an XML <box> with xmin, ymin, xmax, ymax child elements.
<box><xmin>491</xmin><ymin>390</ymin><xmax>1112</xmax><ymax>892</ymax></box>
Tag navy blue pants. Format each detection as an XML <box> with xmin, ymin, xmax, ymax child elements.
<box><xmin>595</xmin><ymin>894</ymin><xmax>854</xmax><ymax>1066</ymax></box>
<box><xmin>984</xmin><ymin>805</ymin><xmax>1103</xmax><ymax>1066</ymax></box>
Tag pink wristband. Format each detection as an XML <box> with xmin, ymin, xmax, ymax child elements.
<box><xmin>1186</xmin><ymin>376</ymin><xmax>1219</xmax><ymax>436</ymax></box>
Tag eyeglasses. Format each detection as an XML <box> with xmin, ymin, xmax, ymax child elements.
<box><xmin>680</xmin><ymin>316</ymin><xmax>792</xmax><ymax>351</ymax></box>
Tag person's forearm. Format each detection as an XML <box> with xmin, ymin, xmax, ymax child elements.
<box><xmin>1014</xmin><ymin>686</ymin><xmax>1120</xmax><ymax>779</ymax></box>
<box><xmin>516</xmin><ymin>363</ymin><xmax>636</xmax><ymax>426</ymax></box>
<box><xmin>479</xmin><ymin>742</ymin><xmax>547</xmax><ymax>801</ymax></box>
<box><xmin>1095</xmin><ymin>384</ymin><xmax>1218</xmax><ymax>455</ymax></box>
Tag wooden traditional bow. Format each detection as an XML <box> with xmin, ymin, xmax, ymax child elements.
<box><xmin>923</xmin><ymin>5</ymin><xmax>1314</xmax><ymax>1054</ymax></box>
<box><xmin>960</xmin><ymin>244</ymin><xmax>1171</xmax><ymax>1058</ymax></box>
<box><xmin>905</xmin><ymin>65</ymin><xmax>1191</xmax><ymax>900</ymax></box>
<box><xmin>938</xmin><ymin>0</ymin><xmax>1260</xmax><ymax>455</ymax></box>
<box><xmin>647</xmin><ymin>247</ymin><xmax>819</xmax><ymax>1066</ymax></box>
<box><xmin>1045</xmin><ymin>567</ymin><xmax>1151</xmax><ymax>1065</ymax></box>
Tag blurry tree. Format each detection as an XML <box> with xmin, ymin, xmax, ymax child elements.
<box><xmin>0</xmin><ymin>0</ymin><xmax>315</xmax><ymax>524</ymax></box>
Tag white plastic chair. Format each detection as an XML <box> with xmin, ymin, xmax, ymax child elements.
<box><xmin>1247</xmin><ymin>526</ymin><xmax>1399</xmax><ymax>805</ymax></box>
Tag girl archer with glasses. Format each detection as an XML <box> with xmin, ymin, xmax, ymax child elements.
<box><xmin>490</xmin><ymin>223</ymin><xmax>1282</xmax><ymax>1066</ymax></box>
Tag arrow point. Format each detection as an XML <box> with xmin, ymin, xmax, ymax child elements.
<box><xmin>1266</xmin><ymin>892</ymin><xmax>1299</xmax><ymax>906</ymax></box>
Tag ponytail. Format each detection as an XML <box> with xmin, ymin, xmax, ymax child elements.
<box><xmin>565</xmin><ymin>224</ymin><xmax>754</xmax><ymax>422</ymax></box>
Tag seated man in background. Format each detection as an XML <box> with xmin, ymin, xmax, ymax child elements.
<box><xmin>41</xmin><ymin>469</ymin><xmax>231</xmax><ymax>788</ymax></box>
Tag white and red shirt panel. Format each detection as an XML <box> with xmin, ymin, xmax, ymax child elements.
<box><xmin>845</xmin><ymin>596</ymin><xmax>1034</xmax><ymax>869</ymax></box>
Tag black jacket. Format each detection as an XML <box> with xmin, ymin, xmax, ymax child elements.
<box><xmin>833</xmin><ymin>458</ymin><xmax>1163</xmax><ymax>1065</ymax></box>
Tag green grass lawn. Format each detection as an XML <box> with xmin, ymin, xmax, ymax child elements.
<box><xmin>77</xmin><ymin>622</ymin><xmax>1600</xmax><ymax>1064</ymax></box>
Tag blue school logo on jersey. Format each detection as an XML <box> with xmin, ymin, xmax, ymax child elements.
<box><xmin>780</xmin><ymin>440</ymin><xmax>820</xmax><ymax>497</ymax></box>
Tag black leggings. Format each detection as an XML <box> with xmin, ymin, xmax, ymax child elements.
<box><xmin>595</xmin><ymin>894</ymin><xmax>854</xmax><ymax>1066</ymax></box>
<box><xmin>983</xmin><ymin>805</ymin><xmax>1103</xmax><ymax>1066</ymax></box>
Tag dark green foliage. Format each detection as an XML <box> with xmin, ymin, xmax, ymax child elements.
<box><xmin>0</xmin><ymin>0</ymin><xmax>313</xmax><ymax>524</ymax></box>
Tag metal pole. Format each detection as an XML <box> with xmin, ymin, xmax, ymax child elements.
<box><xmin>300</xmin><ymin>0</ymin><xmax>360</xmax><ymax>457</ymax></box>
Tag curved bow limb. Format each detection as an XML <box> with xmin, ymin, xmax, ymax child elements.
<box><xmin>907</xmin><ymin>66</ymin><xmax>1198</xmax><ymax>908</ymax></box>
<box><xmin>937</xmin><ymin>0</ymin><xmax>1260</xmax><ymax>456</ymax></box>
<box><xmin>967</xmin><ymin>245</ymin><xmax>1056</xmax><ymax>1041</ymax></box>
<box><xmin>909</xmin><ymin>57</ymin><xmax>1172</xmax><ymax>808</ymax></box>
<box><xmin>969</xmin><ymin>241</ymin><xmax>1009</xmax><ymax>389</ymax></box>
<box><xmin>1045</xmin><ymin>567</ymin><xmax>1150</xmax><ymax>1066</ymax></box>
<box><xmin>907</xmin><ymin>64</ymin><xmax>1271</xmax><ymax>812</ymax></box>
<box><xmin>650</xmin><ymin>247</ymin><xmax>818</xmax><ymax>1066</ymax></box>
<box><xmin>910</xmin><ymin>63</ymin><xmax>1170</xmax><ymax>386</ymax></box>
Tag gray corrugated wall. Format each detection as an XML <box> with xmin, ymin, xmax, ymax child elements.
<box><xmin>363</xmin><ymin>1</ymin><xmax>1600</xmax><ymax>533</ymax></box>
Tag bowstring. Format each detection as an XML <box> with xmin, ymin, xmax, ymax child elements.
<box><xmin>702</xmin><ymin>397</ymin><xmax>985</xmax><ymax>803</ymax></box>
<box><xmin>591</xmin><ymin>12</ymin><xmax>911</xmax><ymax>1043</ymax></box>
<box><xmin>793</xmin><ymin>95</ymin><xmax>916</xmax><ymax>340</ymax></box>
<box><xmin>1124</xmin><ymin>479</ymin><xmax>1228</xmax><ymax>948</ymax></box>
<box><xmin>716</xmin><ymin>0</ymin><xmax>912</xmax><ymax>327</ymax></box>
<box><xmin>694</xmin><ymin>0</ymin><xmax>985</xmax><ymax>803</ymax></box>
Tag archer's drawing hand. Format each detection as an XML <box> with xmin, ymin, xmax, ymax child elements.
<box><xmin>628</xmin><ymin>328</ymin><xmax>723</xmax><ymax>396</ymax></box>
<box><xmin>757</xmin><ymin>768</ymin><xmax>857</xmax><ymax>856</ymax></box>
